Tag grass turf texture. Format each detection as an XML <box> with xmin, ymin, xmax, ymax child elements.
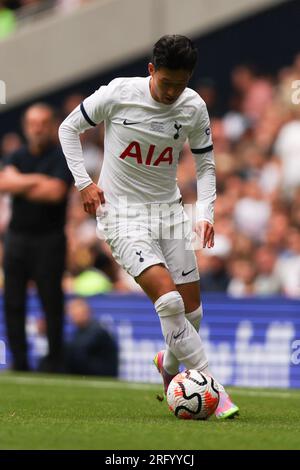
<box><xmin>0</xmin><ymin>373</ymin><xmax>299</xmax><ymax>450</ymax></box>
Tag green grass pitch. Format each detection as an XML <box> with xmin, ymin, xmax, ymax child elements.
<box><xmin>0</xmin><ymin>373</ymin><xmax>299</xmax><ymax>450</ymax></box>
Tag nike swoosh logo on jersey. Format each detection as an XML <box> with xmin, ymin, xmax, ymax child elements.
<box><xmin>173</xmin><ymin>327</ymin><xmax>186</xmax><ymax>340</ymax></box>
<box><xmin>182</xmin><ymin>268</ymin><xmax>196</xmax><ymax>277</ymax></box>
<box><xmin>123</xmin><ymin>119</ymin><xmax>140</xmax><ymax>126</ymax></box>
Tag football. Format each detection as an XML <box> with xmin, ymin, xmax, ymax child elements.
<box><xmin>167</xmin><ymin>370</ymin><xmax>220</xmax><ymax>420</ymax></box>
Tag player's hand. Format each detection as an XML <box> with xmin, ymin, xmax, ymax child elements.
<box><xmin>80</xmin><ymin>182</ymin><xmax>105</xmax><ymax>215</ymax></box>
<box><xmin>195</xmin><ymin>220</ymin><xmax>214</xmax><ymax>249</ymax></box>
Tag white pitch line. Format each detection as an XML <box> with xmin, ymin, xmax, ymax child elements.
<box><xmin>0</xmin><ymin>375</ymin><xmax>299</xmax><ymax>399</ymax></box>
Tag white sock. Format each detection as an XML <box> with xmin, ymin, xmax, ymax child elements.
<box><xmin>155</xmin><ymin>292</ymin><xmax>208</xmax><ymax>371</ymax></box>
<box><xmin>163</xmin><ymin>305</ymin><xmax>203</xmax><ymax>374</ymax></box>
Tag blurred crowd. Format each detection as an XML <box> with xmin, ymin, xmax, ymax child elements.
<box><xmin>0</xmin><ymin>0</ymin><xmax>91</xmax><ymax>39</ymax></box>
<box><xmin>1</xmin><ymin>55</ymin><xmax>300</xmax><ymax>298</ymax></box>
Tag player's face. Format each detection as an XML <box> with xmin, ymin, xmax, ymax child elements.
<box><xmin>148</xmin><ymin>63</ymin><xmax>192</xmax><ymax>105</ymax></box>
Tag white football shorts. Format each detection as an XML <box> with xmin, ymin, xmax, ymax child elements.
<box><xmin>96</xmin><ymin>201</ymin><xmax>200</xmax><ymax>284</ymax></box>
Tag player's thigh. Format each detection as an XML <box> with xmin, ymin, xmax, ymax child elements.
<box><xmin>176</xmin><ymin>281</ymin><xmax>201</xmax><ymax>313</ymax></box>
<box><xmin>135</xmin><ymin>264</ymin><xmax>176</xmax><ymax>303</ymax></box>
<box><xmin>99</xmin><ymin>215</ymin><xmax>178</xmax><ymax>303</ymax></box>
<box><xmin>102</xmin><ymin>219</ymin><xmax>172</xmax><ymax>300</ymax></box>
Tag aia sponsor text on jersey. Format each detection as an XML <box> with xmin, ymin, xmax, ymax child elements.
<box><xmin>120</xmin><ymin>141</ymin><xmax>174</xmax><ymax>166</ymax></box>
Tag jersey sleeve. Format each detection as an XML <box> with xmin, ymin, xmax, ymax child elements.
<box><xmin>188</xmin><ymin>102</ymin><xmax>213</xmax><ymax>154</ymax></box>
<box><xmin>59</xmin><ymin>79</ymin><xmax>120</xmax><ymax>191</ymax></box>
<box><xmin>188</xmin><ymin>100</ymin><xmax>216</xmax><ymax>224</ymax></box>
<box><xmin>80</xmin><ymin>85</ymin><xmax>110</xmax><ymax>127</ymax></box>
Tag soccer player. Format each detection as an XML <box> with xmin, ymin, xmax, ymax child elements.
<box><xmin>59</xmin><ymin>35</ymin><xmax>239</xmax><ymax>419</ymax></box>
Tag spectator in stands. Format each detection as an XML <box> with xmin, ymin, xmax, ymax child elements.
<box><xmin>276</xmin><ymin>227</ymin><xmax>300</xmax><ymax>297</ymax></box>
<box><xmin>254</xmin><ymin>246</ymin><xmax>281</xmax><ymax>295</ymax></box>
<box><xmin>234</xmin><ymin>179</ymin><xmax>271</xmax><ymax>243</ymax></box>
<box><xmin>274</xmin><ymin>111</ymin><xmax>300</xmax><ymax>199</ymax></box>
<box><xmin>196</xmin><ymin>78</ymin><xmax>222</xmax><ymax>117</ymax></box>
<box><xmin>227</xmin><ymin>257</ymin><xmax>257</xmax><ymax>297</ymax></box>
<box><xmin>64</xmin><ymin>297</ymin><xmax>118</xmax><ymax>376</ymax></box>
<box><xmin>199</xmin><ymin>234</ymin><xmax>231</xmax><ymax>292</ymax></box>
<box><xmin>0</xmin><ymin>103</ymin><xmax>73</xmax><ymax>372</ymax></box>
<box><xmin>231</xmin><ymin>64</ymin><xmax>273</xmax><ymax>124</ymax></box>
<box><xmin>290</xmin><ymin>188</ymin><xmax>300</xmax><ymax>229</ymax></box>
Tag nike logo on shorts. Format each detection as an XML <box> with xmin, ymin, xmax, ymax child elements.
<box><xmin>182</xmin><ymin>268</ymin><xmax>196</xmax><ymax>276</ymax></box>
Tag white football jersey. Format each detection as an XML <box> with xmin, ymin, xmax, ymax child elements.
<box><xmin>60</xmin><ymin>76</ymin><xmax>213</xmax><ymax>208</ymax></box>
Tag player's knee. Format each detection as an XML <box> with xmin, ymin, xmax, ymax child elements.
<box><xmin>154</xmin><ymin>291</ymin><xmax>185</xmax><ymax>318</ymax></box>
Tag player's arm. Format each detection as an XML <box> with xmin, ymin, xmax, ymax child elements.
<box><xmin>58</xmin><ymin>87</ymin><xmax>109</xmax><ymax>215</ymax></box>
<box><xmin>189</xmin><ymin>101</ymin><xmax>216</xmax><ymax>248</ymax></box>
<box><xmin>193</xmin><ymin>149</ymin><xmax>216</xmax><ymax>248</ymax></box>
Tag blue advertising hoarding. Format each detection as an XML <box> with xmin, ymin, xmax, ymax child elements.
<box><xmin>0</xmin><ymin>293</ymin><xmax>299</xmax><ymax>388</ymax></box>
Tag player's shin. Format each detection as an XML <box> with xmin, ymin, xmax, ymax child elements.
<box><xmin>155</xmin><ymin>292</ymin><xmax>208</xmax><ymax>371</ymax></box>
<box><xmin>163</xmin><ymin>304</ymin><xmax>203</xmax><ymax>374</ymax></box>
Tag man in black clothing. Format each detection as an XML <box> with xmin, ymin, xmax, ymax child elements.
<box><xmin>0</xmin><ymin>103</ymin><xmax>73</xmax><ymax>372</ymax></box>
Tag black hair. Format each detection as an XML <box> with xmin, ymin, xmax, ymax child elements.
<box><xmin>152</xmin><ymin>35</ymin><xmax>198</xmax><ymax>72</ymax></box>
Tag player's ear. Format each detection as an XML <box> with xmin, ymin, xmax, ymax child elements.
<box><xmin>148</xmin><ymin>63</ymin><xmax>155</xmax><ymax>76</ymax></box>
